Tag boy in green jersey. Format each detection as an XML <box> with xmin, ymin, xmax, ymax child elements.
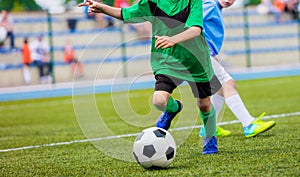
<box><xmin>79</xmin><ymin>0</ymin><xmax>222</xmax><ymax>154</ymax></box>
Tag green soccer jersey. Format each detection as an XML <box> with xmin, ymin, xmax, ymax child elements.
<box><xmin>122</xmin><ymin>0</ymin><xmax>214</xmax><ymax>83</ymax></box>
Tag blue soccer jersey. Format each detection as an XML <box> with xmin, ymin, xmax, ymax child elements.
<box><xmin>203</xmin><ymin>0</ymin><xmax>224</xmax><ymax>57</ymax></box>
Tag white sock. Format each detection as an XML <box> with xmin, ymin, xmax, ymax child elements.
<box><xmin>225</xmin><ymin>94</ymin><xmax>254</xmax><ymax>127</ymax></box>
<box><xmin>211</xmin><ymin>94</ymin><xmax>225</xmax><ymax>123</ymax></box>
<box><xmin>23</xmin><ymin>69</ymin><xmax>31</xmax><ymax>84</ymax></box>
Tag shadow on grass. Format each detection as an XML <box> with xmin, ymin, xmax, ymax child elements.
<box><xmin>140</xmin><ymin>164</ymin><xmax>185</xmax><ymax>171</ymax></box>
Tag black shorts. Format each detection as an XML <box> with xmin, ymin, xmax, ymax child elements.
<box><xmin>66</xmin><ymin>58</ymin><xmax>79</xmax><ymax>64</ymax></box>
<box><xmin>154</xmin><ymin>74</ymin><xmax>221</xmax><ymax>98</ymax></box>
<box><xmin>23</xmin><ymin>62</ymin><xmax>31</xmax><ymax>66</ymax></box>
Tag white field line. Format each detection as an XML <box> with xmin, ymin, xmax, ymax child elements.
<box><xmin>1</xmin><ymin>112</ymin><xmax>299</xmax><ymax>153</ymax></box>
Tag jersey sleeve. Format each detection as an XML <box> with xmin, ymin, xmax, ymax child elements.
<box><xmin>121</xmin><ymin>0</ymin><xmax>152</xmax><ymax>23</ymax></box>
<box><xmin>203</xmin><ymin>0</ymin><xmax>217</xmax><ymax>23</ymax></box>
<box><xmin>185</xmin><ymin>0</ymin><xmax>203</xmax><ymax>28</ymax></box>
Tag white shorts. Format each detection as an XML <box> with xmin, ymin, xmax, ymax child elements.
<box><xmin>211</xmin><ymin>56</ymin><xmax>232</xmax><ymax>85</ymax></box>
<box><xmin>0</xmin><ymin>27</ymin><xmax>7</xmax><ymax>42</ymax></box>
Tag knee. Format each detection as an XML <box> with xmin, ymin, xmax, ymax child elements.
<box><xmin>222</xmin><ymin>79</ymin><xmax>238</xmax><ymax>96</ymax></box>
<box><xmin>225</xmin><ymin>79</ymin><xmax>237</xmax><ymax>89</ymax></box>
<box><xmin>199</xmin><ymin>103</ymin><xmax>211</xmax><ymax>112</ymax></box>
<box><xmin>197</xmin><ymin>98</ymin><xmax>212</xmax><ymax>112</ymax></box>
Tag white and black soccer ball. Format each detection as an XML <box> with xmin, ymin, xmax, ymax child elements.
<box><xmin>133</xmin><ymin>127</ymin><xmax>176</xmax><ymax>169</ymax></box>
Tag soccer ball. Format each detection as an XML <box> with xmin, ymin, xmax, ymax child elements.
<box><xmin>133</xmin><ymin>127</ymin><xmax>176</xmax><ymax>169</ymax></box>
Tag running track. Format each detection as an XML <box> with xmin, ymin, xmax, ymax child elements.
<box><xmin>1</xmin><ymin>65</ymin><xmax>300</xmax><ymax>102</ymax></box>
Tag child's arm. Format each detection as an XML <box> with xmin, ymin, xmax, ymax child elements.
<box><xmin>78</xmin><ymin>0</ymin><xmax>122</xmax><ymax>20</ymax></box>
<box><xmin>155</xmin><ymin>26</ymin><xmax>201</xmax><ymax>49</ymax></box>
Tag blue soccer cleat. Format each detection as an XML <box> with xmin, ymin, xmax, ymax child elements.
<box><xmin>156</xmin><ymin>100</ymin><xmax>183</xmax><ymax>130</ymax></box>
<box><xmin>202</xmin><ymin>136</ymin><xmax>218</xmax><ymax>155</ymax></box>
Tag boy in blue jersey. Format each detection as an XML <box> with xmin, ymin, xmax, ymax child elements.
<box><xmin>199</xmin><ymin>0</ymin><xmax>276</xmax><ymax>138</ymax></box>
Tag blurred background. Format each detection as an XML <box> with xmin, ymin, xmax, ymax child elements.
<box><xmin>0</xmin><ymin>0</ymin><xmax>299</xmax><ymax>87</ymax></box>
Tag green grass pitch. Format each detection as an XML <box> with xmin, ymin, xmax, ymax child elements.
<box><xmin>0</xmin><ymin>76</ymin><xmax>299</xmax><ymax>176</ymax></box>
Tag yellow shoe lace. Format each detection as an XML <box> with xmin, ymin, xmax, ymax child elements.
<box><xmin>253</xmin><ymin>112</ymin><xmax>266</xmax><ymax>124</ymax></box>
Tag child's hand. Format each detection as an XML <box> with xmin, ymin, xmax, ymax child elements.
<box><xmin>78</xmin><ymin>0</ymin><xmax>104</xmax><ymax>13</ymax></box>
<box><xmin>78</xmin><ymin>0</ymin><xmax>93</xmax><ymax>7</ymax></box>
<box><xmin>155</xmin><ymin>35</ymin><xmax>176</xmax><ymax>49</ymax></box>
